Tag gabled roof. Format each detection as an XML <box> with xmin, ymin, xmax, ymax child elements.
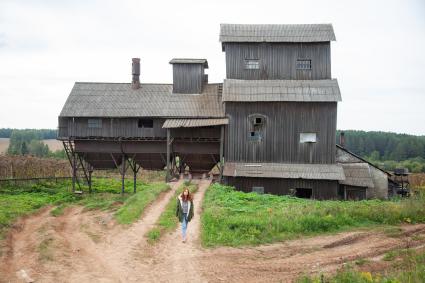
<box><xmin>223</xmin><ymin>162</ymin><xmax>345</xmax><ymax>181</ymax></box>
<box><xmin>162</xmin><ymin>118</ymin><xmax>228</xmax><ymax>128</ymax></box>
<box><xmin>220</xmin><ymin>24</ymin><xmax>336</xmax><ymax>43</ymax></box>
<box><xmin>59</xmin><ymin>82</ymin><xmax>224</xmax><ymax>118</ymax></box>
<box><xmin>222</xmin><ymin>79</ymin><xmax>341</xmax><ymax>102</ymax></box>
<box><xmin>169</xmin><ymin>58</ymin><xmax>208</xmax><ymax>68</ymax></box>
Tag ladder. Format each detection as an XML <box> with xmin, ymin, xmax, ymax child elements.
<box><xmin>63</xmin><ymin>140</ymin><xmax>90</xmax><ymax>191</ymax></box>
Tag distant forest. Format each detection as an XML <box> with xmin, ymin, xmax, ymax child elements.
<box><xmin>0</xmin><ymin>128</ymin><xmax>64</xmax><ymax>158</ymax></box>
<box><xmin>0</xmin><ymin>128</ymin><xmax>57</xmax><ymax>139</ymax></box>
<box><xmin>337</xmin><ymin>130</ymin><xmax>425</xmax><ymax>172</ymax></box>
<box><xmin>1</xmin><ymin>128</ymin><xmax>424</xmax><ymax>172</ymax></box>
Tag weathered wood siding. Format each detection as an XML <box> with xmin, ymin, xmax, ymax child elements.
<box><xmin>225</xmin><ymin>102</ymin><xmax>337</xmax><ymax>164</ymax></box>
<box><xmin>224</xmin><ymin>42</ymin><xmax>331</xmax><ymax>80</ymax></box>
<box><xmin>171</xmin><ymin>126</ymin><xmax>220</xmax><ymax>139</ymax></box>
<box><xmin>58</xmin><ymin>118</ymin><xmax>221</xmax><ymax>140</ymax></box>
<box><xmin>59</xmin><ymin>117</ymin><xmax>167</xmax><ymax>138</ymax></box>
<box><xmin>224</xmin><ymin>176</ymin><xmax>339</xmax><ymax>199</ymax></box>
<box><xmin>172</xmin><ymin>64</ymin><xmax>204</xmax><ymax>93</ymax></box>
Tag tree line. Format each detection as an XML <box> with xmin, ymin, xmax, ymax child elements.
<box><xmin>2</xmin><ymin>129</ymin><xmax>65</xmax><ymax>159</ymax></box>
<box><xmin>0</xmin><ymin>128</ymin><xmax>57</xmax><ymax>139</ymax></box>
<box><xmin>336</xmin><ymin>130</ymin><xmax>425</xmax><ymax>173</ymax></box>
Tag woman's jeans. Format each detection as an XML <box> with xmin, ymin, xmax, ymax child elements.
<box><xmin>181</xmin><ymin>214</ymin><xmax>188</xmax><ymax>238</ymax></box>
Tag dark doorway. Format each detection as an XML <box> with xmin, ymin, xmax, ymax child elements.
<box><xmin>295</xmin><ymin>188</ymin><xmax>313</xmax><ymax>199</ymax></box>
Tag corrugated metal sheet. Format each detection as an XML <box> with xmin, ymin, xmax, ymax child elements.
<box><xmin>339</xmin><ymin>163</ymin><xmax>375</xmax><ymax>188</ymax></box>
<box><xmin>222</xmin><ymin>79</ymin><xmax>341</xmax><ymax>102</ymax></box>
<box><xmin>163</xmin><ymin>118</ymin><xmax>229</xmax><ymax>128</ymax></box>
<box><xmin>59</xmin><ymin>82</ymin><xmax>224</xmax><ymax>118</ymax></box>
<box><xmin>169</xmin><ymin>58</ymin><xmax>208</xmax><ymax>68</ymax></box>
<box><xmin>220</xmin><ymin>24</ymin><xmax>336</xmax><ymax>43</ymax></box>
<box><xmin>223</xmin><ymin>162</ymin><xmax>345</xmax><ymax>180</ymax></box>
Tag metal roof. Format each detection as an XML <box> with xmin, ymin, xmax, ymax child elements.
<box><xmin>59</xmin><ymin>82</ymin><xmax>224</xmax><ymax>118</ymax></box>
<box><xmin>339</xmin><ymin>163</ymin><xmax>375</xmax><ymax>188</ymax></box>
<box><xmin>223</xmin><ymin>162</ymin><xmax>345</xmax><ymax>181</ymax></box>
<box><xmin>162</xmin><ymin>118</ymin><xmax>228</xmax><ymax>128</ymax></box>
<box><xmin>169</xmin><ymin>58</ymin><xmax>208</xmax><ymax>68</ymax></box>
<box><xmin>222</xmin><ymin>79</ymin><xmax>341</xmax><ymax>102</ymax></box>
<box><xmin>220</xmin><ymin>24</ymin><xmax>336</xmax><ymax>43</ymax></box>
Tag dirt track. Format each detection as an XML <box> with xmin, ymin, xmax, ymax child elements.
<box><xmin>1</xmin><ymin>179</ymin><xmax>425</xmax><ymax>283</ymax></box>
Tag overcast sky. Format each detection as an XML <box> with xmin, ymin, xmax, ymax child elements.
<box><xmin>0</xmin><ymin>0</ymin><xmax>424</xmax><ymax>135</ymax></box>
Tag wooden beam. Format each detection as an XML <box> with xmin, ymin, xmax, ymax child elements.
<box><xmin>88</xmin><ymin>167</ymin><xmax>93</xmax><ymax>193</ymax></box>
<box><xmin>121</xmin><ymin>154</ymin><xmax>126</xmax><ymax>194</ymax></box>
<box><xmin>166</xmin><ymin>128</ymin><xmax>171</xmax><ymax>182</ymax></box>
<box><xmin>219</xmin><ymin>125</ymin><xmax>225</xmax><ymax>181</ymax></box>
<box><xmin>72</xmin><ymin>150</ymin><xmax>76</xmax><ymax>192</ymax></box>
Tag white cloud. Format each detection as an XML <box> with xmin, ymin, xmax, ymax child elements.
<box><xmin>0</xmin><ymin>0</ymin><xmax>424</xmax><ymax>134</ymax></box>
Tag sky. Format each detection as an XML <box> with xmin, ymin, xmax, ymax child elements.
<box><xmin>0</xmin><ymin>0</ymin><xmax>424</xmax><ymax>135</ymax></box>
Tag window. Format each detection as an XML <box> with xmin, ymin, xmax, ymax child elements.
<box><xmin>254</xmin><ymin>117</ymin><xmax>263</xmax><ymax>125</ymax></box>
<box><xmin>244</xmin><ymin>59</ymin><xmax>259</xmax><ymax>70</ymax></box>
<box><xmin>296</xmin><ymin>188</ymin><xmax>313</xmax><ymax>199</ymax></box>
<box><xmin>300</xmin><ymin>133</ymin><xmax>317</xmax><ymax>143</ymax></box>
<box><xmin>296</xmin><ymin>59</ymin><xmax>311</xmax><ymax>70</ymax></box>
<box><xmin>88</xmin><ymin>119</ymin><xmax>102</xmax><ymax>128</ymax></box>
<box><xmin>249</xmin><ymin>131</ymin><xmax>261</xmax><ymax>141</ymax></box>
<box><xmin>138</xmin><ymin>119</ymin><xmax>153</xmax><ymax>128</ymax></box>
<box><xmin>252</xmin><ymin>186</ymin><xmax>264</xmax><ymax>194</ymax></box>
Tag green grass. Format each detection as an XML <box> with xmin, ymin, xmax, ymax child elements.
<box><xmin>114</xmin><ymin>182</ymin><xmax>170</xmax><ymax>224</ymax></box>
<box><xmin>0</xmin><ymin>178</ymin><xmax>169</xmax><ymax>241</ymax></box>
<box><xmin>297</xmin><ymin>248</ymin><xmax>425</xmax><ymax>283</ymax></box>
<box><xmin>201</xmin><ymin>183</ymin><xmax>425</xmax><ymax>247</ymax></box>
<box><xmin>146</xmin><ymin>181</ymin><xmax>198</xmax><ymax>243</ymax></box>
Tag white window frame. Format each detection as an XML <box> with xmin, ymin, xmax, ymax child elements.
<box><xmin>244</xmin><ymin>59</ymin><xmax>260</xmax><ymax>70</ymax></box>
<box><xmin>300</xmin><ymin>132</ymin><xmax>317</xmax><ymax>143</ymax></box>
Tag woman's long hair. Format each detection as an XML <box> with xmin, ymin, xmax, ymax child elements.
<box><xmin>180</xmin><ymin>188</ymin><xmax>193</xmax><ymax>201</ymax></box>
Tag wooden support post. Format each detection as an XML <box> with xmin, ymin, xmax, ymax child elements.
<box><xmin>121</xmin><ymin>154</ymin><xmax>125</xmax><ymax>194</ymax></box>
<box><xmin>133</xmin><ymin>161</ymin><xmax>137</xmax><ymax>194</ymax></box>
<box><xmin>88</xmin><ymin>167</ymin><xmax>93</xmax><ymax>193</ymax></box>
<box><xmin>219</xmin><ymin>124</ymin><xmax>225</xmax><ymax>182</ymax></box>
<box><xmin>72</xmin><ymin>151</ymin><xmax>76</xmax><ymax>192</ymax></box>
<box><xmin>166</xmin><ymin>128</ymin><xmax>171</xmax><ymax>182</ymax></box>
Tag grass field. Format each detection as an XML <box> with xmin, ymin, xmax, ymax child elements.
<box><xmin>0</xmin><ymin>178</ymin><xmax>169</xmax><ymax>239</ymax></box>
<box><xmin>0</xmin><ymin>138</ymin><xmax>9</xmax><ymax>154</ymax></box>
<box><xmin>201</xmin><ymin>183</ymin><xmax>425</xmax><ymax>247</ymax></box>
<box><xmin>146</xmin><ymin>181</ymin><xmax>198</xmax><ymax>243</ymax></box>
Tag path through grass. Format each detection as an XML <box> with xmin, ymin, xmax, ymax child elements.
<box><xmin>146</xmin><ymin>180</ymin><xmax>198</xmax><ymax>243</ymax></box>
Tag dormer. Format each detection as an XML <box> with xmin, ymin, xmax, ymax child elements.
<box><xmin>169</xmin><ymin>58</ymin><xmax>209</xmax><ymax>94</ymax></box>
<box><xmin>219</xmin><ymin>24</ymin><xmax>336</xmax><ymax>80</ymax></box>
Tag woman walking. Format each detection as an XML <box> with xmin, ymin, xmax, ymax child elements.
<box><xmin>176</xmin><ymin>188</ymin><xmax>194</xmax><ymax>243</ymax></box>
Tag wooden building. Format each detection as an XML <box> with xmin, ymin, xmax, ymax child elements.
<box><xmin>220</xmin><ymin>24</ymin><xmax>345</xmax><ymax>199</ymax></box>
<box><xmin>58</xmin><ymin>23</ymin><xmax>391</xmax><ymax>199</ymax></box>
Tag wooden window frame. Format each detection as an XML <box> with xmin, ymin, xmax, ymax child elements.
<box><xmin>87</xmin><ymin>118</ymin><xmax>102</xmax><ymax>129</ymax></box>
<box><xmin>296</xmin><ymin>59</ymin><xmax>312</xmax><ymax>70</ymax></box>
<box><xmin>138</xmin><ymin>119</ymin><xmax>154</xmax><ymax>128</ymax></box>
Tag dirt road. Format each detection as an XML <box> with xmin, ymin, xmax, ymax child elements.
<box><xmin>1</xmin><ymin>179</ymin><xmax>425</xmax><ymax>282</ymax></box>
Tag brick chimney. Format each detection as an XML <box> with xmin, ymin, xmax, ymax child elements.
<box><xmin>339</xmin><ymin>131</ymin><xmax>345</xmax><ymax>147</ymax></box>
<box><xmin>132</xmin><ymin>58</ymin><xmax>140</xmax><ymax>89</ymax></box>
